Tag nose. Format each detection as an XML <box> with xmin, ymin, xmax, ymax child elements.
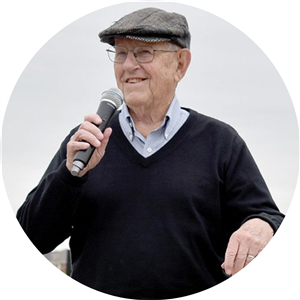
<box><xmin>122</xmin><ymin>50</ymin><xmax>140</xmax><ymax>70</ymax></box>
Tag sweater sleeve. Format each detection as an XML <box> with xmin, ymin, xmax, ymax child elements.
<box><xmin>222</xmin><ymin>133</ymin><xmax>284</xmax><ymax>234</ymax></box>
<box><xmin>16</xmin><ymin>128</ymin><xmax>88</xmax><ymax>254</ymax></box>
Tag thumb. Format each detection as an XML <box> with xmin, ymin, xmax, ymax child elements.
<box><xmin>94</xmin><ymin>127</ymin><xmax>112</xmax><ymax>159</ymax></box>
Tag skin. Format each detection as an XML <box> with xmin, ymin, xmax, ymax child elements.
<box><xmin>66</xmin><ymin>38</ymin><xmax>274</xmax><ymax>276</ymax></box>
<box><xmin>113</xmin><ymin>38</ymin><xmax>191</xmax><ymax>137</ymax></box>
<box><xmin>222</xmin><ymin>218</ymin><xmax>273</xmax><ymax>275</ymax></box>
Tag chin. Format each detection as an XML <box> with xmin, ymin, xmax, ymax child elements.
<box><xmin>124</xmin><ymin>90</ymin><xmax>148</xmax><ymax>107</ymax></box>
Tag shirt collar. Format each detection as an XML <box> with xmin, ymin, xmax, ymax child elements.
<box><xmin>119</xmin><ymin>95</ymin><xmax>182</xmax><ymax>140</ymax></box>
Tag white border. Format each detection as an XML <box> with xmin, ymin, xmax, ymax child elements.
<box><xmin>1</xmin><ymin>1</ymin><xmax>299</xmax><ymax>299</ymax></box>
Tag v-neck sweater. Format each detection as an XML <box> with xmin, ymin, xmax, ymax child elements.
<box><xmin>17</xmin><ymin>109</ymin><xmax>284</xmax><ymax>299</ymax></box>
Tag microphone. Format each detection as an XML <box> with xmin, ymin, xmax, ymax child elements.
<box><xmin>71</xmin><ymin>87</ymin><xmax>123</xmax><ymax>176</ymax></box>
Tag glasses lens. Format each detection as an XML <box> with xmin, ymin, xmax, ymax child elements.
<box><xmin>106</xmin><ymin>46</ymin><xmax>127</xmax><ymax>63</ymax></box>
<box><xmin>114</xmin><ymin>47</ymin><xmax>128</xmax><ymax>63</ymax></box>
<box><xmin>106</xmin><ymin>46</ymin><xmax>155</xmax><ymax>63</ymax></box>
<box><xmin>135</xmin><ymin>47</ymin><xmax>154</xmax><ymax>63</ymax></box>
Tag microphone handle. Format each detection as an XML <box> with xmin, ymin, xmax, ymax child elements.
<box><xmin>71</xmin><ymin>100</ymin><xmax>116</xmax><ymax>176</ymax></box>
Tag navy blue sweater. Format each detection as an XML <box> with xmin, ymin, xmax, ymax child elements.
<box><xmin>17</xmin><ymin>109</ymin><xmax>284</xmax><ymax>299</ymax></box>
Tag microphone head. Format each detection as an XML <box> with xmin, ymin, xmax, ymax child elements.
<box><xmin>101</xmin><ymin>87</ymin><xmax>123</xmax><ymax>109</ymax></box>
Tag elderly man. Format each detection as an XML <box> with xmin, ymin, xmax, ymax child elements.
<box><xmin>17</xmin><ymin>7</ymin><xmax>284</xmax><ymax>299</ymax></box>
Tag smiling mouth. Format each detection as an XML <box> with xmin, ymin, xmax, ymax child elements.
<box><xmin>126</xmin><ymin>78</ymin><xmax>146</xmax><ymax>84</ymax></box>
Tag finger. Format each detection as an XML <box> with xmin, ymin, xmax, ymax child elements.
<box><xmin>245</xmin><ymin>254</ymin><xmax>256</xmax><ymax>266</ymax></box>
<box><xmin>232</xmin><ymin>240</ymin><xmax>249</xmax><ymax>275</ymax></box>
<box><xmin>83</xmin><ymin>113</ymin><xmax>102</xmax><ymax>124</ymax></box>
<box><xmin>222</xmin><ymin>236</ymin><xmax>239</xmax><ymax>276</ymax></box>
<box><xmin>79</xmin><ymin>121</ymin><xmax>104</xmax><ymax>141</ymax></box>
<box><xmin>95</xmin><ymin>128</ymin><xmax>112</xmax><ymax>157</ymax></box>
<box><xmin>68</xmin><ymin>139</ymin><xmax>91</xmax><ymax>152</ymax></box>
<box><xmin>244</xmin><ymin>243</ymin><xmax>260</xmax><ymax>267</ymax></box>
<box><xmin>66</xmin><ymin>139</ymin><xmax>90</xmax><ymax>171</ymax></box>
<box><xmin>101</xmin><ymin>127</ymin><xmax>113</xmax><ymax>149</ymax></box>
<box><xmin>72</xmin><ymin>129</ymin><xmax>101</xmax><ymax>148</ymax></box>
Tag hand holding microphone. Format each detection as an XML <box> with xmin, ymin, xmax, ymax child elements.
<box><xmin>66</xmin><ymin>88</ymin><xmax>123</xmax><ymax>177</ymax></box>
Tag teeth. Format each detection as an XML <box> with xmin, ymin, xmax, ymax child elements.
<box><xmin>127</xmin><ymin>78</ymin><xmax>143</xmax><ymax>83</ymax></box>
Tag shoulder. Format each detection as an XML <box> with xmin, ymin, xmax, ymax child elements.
<box><xmin>184</xmin><ymin>108</ymin><xmax>240</xmax><ymax>139</ymax></box>
<box><xmin>182</xmin><ymin>108</ymin><xmax>249</xmax><ymax>156</ymax></box>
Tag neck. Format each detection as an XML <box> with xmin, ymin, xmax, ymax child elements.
<box><xmin>128</xmin><ymin>101</ymin><xmax>171</xmax><ymax>138</ymax></box>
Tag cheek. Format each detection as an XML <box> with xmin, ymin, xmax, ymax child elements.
<box><xmin>114</xmin><ymin>64</ymin><xmax>124</xmax><ymax>83</ymax></box>
<box><xmin>153</xmin><ymin>65</ymin><xmax>177</xmax><ymax>89</ymax></box>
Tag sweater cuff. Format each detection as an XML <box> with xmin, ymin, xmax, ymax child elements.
<box><xmin>56</xmin><ymin>160</ymin><xmax>89</xmax><ymax>187</ymax></box>
<box><xmin>242</xmin><ymin>213</ymin><xmax>284</xmax><ymax>235</ymax></box>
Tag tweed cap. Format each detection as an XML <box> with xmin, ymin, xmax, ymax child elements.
<box><xmin>99</xmin><ymin>7</ymin><xmax>191</xmax><ymax>49</ymax></box>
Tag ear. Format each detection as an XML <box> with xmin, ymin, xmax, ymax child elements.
<box><xmin>175</xmin><ymin>49</ymin><xmax>191</xmax><ymax>82</ymax></box>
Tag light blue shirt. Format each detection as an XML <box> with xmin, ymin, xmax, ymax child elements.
<box><xmin>119</xmin><ymin>96</ymin><xmax>189</xmax><ymax>157</ymax></box>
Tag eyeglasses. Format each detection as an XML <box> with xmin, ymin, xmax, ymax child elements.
<box><xmin>106</xmin><ymin>46</ymin><xmax>178</xmax><ymax>64</ymax></box>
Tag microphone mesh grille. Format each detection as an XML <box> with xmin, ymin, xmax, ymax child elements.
<box><xmin>101</xmin><ymin>88</ymin><xmax>123</xmax><ymax>109</ymax></box>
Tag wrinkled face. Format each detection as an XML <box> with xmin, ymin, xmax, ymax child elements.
<box><xmin>113</xmin><ymin>38</ymin><xmax>181</xmax><ymax>111</ymax></box>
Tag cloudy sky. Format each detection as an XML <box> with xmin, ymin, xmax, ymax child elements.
<box><xmin>2</xmin><ymin>1</ymin><xmax>298</xmax><ymax>215</ymax></box>
<box><xmin>1</xmin><ymin>1</ymin><xmax>300</xmax><ymax>300</ymax></box>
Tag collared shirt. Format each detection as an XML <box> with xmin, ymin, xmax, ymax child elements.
<box><xmin>119</xmin><ymin>96</ymin><xmax>189</xmax><ymax>157</ymax></box>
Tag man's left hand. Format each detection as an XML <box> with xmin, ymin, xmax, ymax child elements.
<box><xmin>221</xmin><ymin>218</ymin><xmax>274</xmax><ymax>276</ymax></box>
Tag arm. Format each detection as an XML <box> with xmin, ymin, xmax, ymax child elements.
<box><xmin>220</xmin><ymin>134</ymin><xmax>284</xmax><ymax>275</ymax></box>
<box><xmin>17</xmin><ymin>114</ymin><xmax>112</xmax><ymax>254</ymax></box>
<box><xmin>17</xmin><ymin>158</ymin><xmax>87</xmax><ymax>254</ymax></box>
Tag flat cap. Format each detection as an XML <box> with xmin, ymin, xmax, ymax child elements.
<box><xmin>99</xmin><ymin>7</ymin><xmax>191</xmax><ymax>49</ymax></box>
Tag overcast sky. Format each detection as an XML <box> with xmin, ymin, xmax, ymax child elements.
<box><xmin>2</xmin><ymin>2</ymin><xmax>298</xmax><ymax>215</ymax></box>
<box><xmin>1</xmin><ymin>1</ymin><xmax>300</xmax><ymax>300</ymax></box>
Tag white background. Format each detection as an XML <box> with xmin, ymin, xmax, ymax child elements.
<box><xmin>1</xmin><ymin>1</ymin><xmax>299</xmax><ymax>299</ymax></box>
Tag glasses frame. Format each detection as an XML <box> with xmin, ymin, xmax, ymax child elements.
<box><xmin>106</xmin><ymin>45</ymin><xmax>178</xmax><ymax>64</ymax></box>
